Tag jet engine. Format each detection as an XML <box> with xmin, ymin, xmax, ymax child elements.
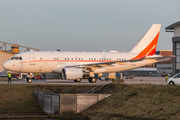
<box><xmin>62</xmin><ymin>68</ymin><xmax>83</xmax><ymax>80</ymax></box>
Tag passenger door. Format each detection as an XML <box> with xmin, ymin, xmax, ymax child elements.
<box><xmin>29</xmin><ymin>53</ymin><xmax>36</xmax><ymax>65</ymax></box>
<box><xmin>173</xmin><ymin>74</ymin><xmax>180</xmax><ymax>84</ymax></box>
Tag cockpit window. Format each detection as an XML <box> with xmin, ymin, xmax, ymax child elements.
<box><xmin>10</xmin><ymin>57</ymin><xmax>22</xmax><ymax>60</ymax></box>
<box><xmin>15</xmin><ymin>57</ymin><xmax>18</xmax><ymax>60</ymax></box>
<box><xmin>11</xmin><ymin>57</ymin><xmax>15</xmax><ymax>60</ymax></box>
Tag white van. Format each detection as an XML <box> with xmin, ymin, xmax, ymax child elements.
<box><xmin>167</xmin><ymin>73</ymin><xmax>180</xmax><ymax>85</ymax></box>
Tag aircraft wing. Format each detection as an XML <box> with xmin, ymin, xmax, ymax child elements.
<box><xmin>66</xmin><ymin>58</ymin><xmax>145</xmax><ymax>68</ymax></box>
<box><xmin>65</xmin><ymin>55</ymin><xmax>175</xmax><ymax>71</ymax></box>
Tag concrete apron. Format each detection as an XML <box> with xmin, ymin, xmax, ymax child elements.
<box><xmin>34</xmin><ymin>91</ymin><xmax>111</xmax><ymax>114</ymax></box>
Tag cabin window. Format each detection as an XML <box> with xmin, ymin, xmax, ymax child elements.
<box><xmin>81</xmin><ymin>58</ymin><xmax>83</xmax><ymax>60</ymax></box>
<box><xmin>71</xmin><ymin>58</ymin><xmax>73</xmax><ymax>60</ymax></box>
<box><xmin>76</xmin><ymin>58</ymin><xmax>77</xmax><ymax>60</ymax></box>
<box><xmin>109</xmin><ymin>58</ymin><xmax>111</xmax><ymax>60</ymax></box>
<box><xmin>19</xmin><ymin>57</ymin><xmax>22</xmax><ymax>60</ymax></box>
<box><xmin>67</xmin><ymin>58</ymin><xmax>69</xmax><ymax>60</ymax></box>
<box><xmin>94</xmin><ymin>58</ymin><xmax>96</xmax><ymax>60</ymax></box>
<box><xmin>54</xmin><ymin>58</ymin><xmax>56</xmax><ymax>60</ymax></box>
<box><xmin>57</xmin><ymin>58</ymin><xmax>58</xmax><ymax>60</ymax></box>
<box><xmin>99</xmin><ymin>58</ymin><xmax>101</xmax><ymax>60</ymax></box>
<box><xmin>79</xmin><ymin>58</ymin><xmax>80</xmax><ymax>60</ymax></box>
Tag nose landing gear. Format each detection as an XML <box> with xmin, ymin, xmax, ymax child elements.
<box><xmin>26</xmin><ymin>77</ymin><xmax>32</xmax><ymax>83</ymax></box>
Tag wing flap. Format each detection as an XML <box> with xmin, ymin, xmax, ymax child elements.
<box><xmin>146</xmin><ymin>55</ymin><xmax>175</xmax><ymax>61</ymax></box>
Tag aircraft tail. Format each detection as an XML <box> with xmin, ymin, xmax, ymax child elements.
<box><xmin>130</xmin><ymin>24</ymin><xmax>161</xmax><ymax>60</ymax></box>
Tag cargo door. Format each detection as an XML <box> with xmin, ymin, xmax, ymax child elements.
<box><xmin>29</xmin><ymin>53</ymin><xmax>36</xmax><ymax>65</ymax></box>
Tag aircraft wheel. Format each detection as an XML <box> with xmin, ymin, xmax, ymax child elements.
<box><xmin>29</xmin><ymin>79</ymin><xmax>32</xmax><ymax>83</ymax></box>
<box><xmin>26</xmin><ymin>77</ymin><xmax>29</xmax><ymax>82</ymax></box>
<box><xmin>88</xmin><ymin>77</ymin><xmax>97</xmax><ymax>83</ymax></box>
<box><xmin>88</xmin><ymin>77</ymin><xmax>92</xmax><ymax>83</ymax></box>
<box><xmin>91</xmin><ymin>78</ymin><xmax>97</xmax><ymax>83</ymax></box>
<box><xmin>26</xmin><ymin>78</ymin><xmax>32</xmax><ymax>83</ymax></box>
<box><xmin>77</xmin><ymin>78</ymin><xmax>81</xmax><ymax>82</ymax></box>
<box><xmin>74</xmin><ymin>79</ymin><xmax>81</xmax><ymax>82</ymax></box>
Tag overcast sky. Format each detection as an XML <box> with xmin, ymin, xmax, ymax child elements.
<box><xmin>0</xmin><ymin>0</ymin><xmax>180</xmax><ymax>52</ymax></box>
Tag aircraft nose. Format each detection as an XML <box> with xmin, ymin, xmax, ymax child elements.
<box><xmin>3</xmin><ymin>61</ymin><xmax>10</xmax><ymax>70</ymax></box>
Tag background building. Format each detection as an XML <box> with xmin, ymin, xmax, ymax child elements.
<box><xmin>0</xmin><ymin>41</ymin><xmax>39</xmax><ymax>73</ymax></box>
<box><xmin>166</xmin><ymin>21</ymin><xmax>180</xmax><ymax>75</ymax></box>
<box><xmin>157</xmin><ymin>64</ymin><xmax>172</xmax><ymax>76</ymax></box>
<box><xmin>0</xmin><ymin>51</ymin><xmax>15</xmax><ymax>72</ymax></box>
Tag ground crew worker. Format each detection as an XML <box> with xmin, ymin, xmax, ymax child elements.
<box><xmin>7</xmin><ymin>72</ymin><xmax>11</xmax><ymax>84</ymax></box>
<box><xmin>166</xmin><ymin>76</ymin><xmax>168</xmax><ymax>82</ymax></box>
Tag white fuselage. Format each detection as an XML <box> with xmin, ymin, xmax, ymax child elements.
<box><xmin>2</xmin><ymin>24</ymin><xmax>162</xmax><ymax>82</ymax></box>
<box><xmin>3</xmin><ymin>51</ymin><xmax>157</xmax><ymax>74</ymax></box>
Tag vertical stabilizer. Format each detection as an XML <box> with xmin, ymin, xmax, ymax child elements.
<box><xmin>130</xmin><ymin>24</ymin><xmax>161</xmax><ymax>59</ymax></box>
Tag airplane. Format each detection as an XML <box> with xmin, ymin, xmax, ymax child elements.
<box><xmin>3</xmin><ymin>24</ymin><xmax>174</xmax><ymax>83</ymax></box>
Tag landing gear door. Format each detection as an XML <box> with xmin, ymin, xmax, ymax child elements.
<box><xmin>29</xmin><ymin>53</ymin><xmax>36</xmax><ymax>65</ymax></box>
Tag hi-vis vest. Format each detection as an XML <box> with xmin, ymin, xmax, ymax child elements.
<box><xmin>8</xmin><ymin>73</ymin><xmax>11</xmax><ymax>78</ymax></box>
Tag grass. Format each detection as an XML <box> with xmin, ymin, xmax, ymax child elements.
<box><xmin>1</xmin><ymin>84</ymin><xmax>180</xmax><ymax>119</ymax></box>
<box><xmin>0</xmin><ymin>84</ymin><xmax>95</xmax><ymax>114</ymax></box>
<box><xmin>84</xmin><ymin>84</ymin><xmax>180</xmax><ymax>120</ymax></box>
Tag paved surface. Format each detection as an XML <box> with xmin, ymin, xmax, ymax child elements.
<box><xmin>0</xmin><ymin>79</ymin><xmax>112</xmax><ymax>85</ymax></box>
<box><xmin>0</xmin><ymin>77</ymin><xmax>168</xmax><ymax>85</ymax></box>
<box><xmin>122</xmin><ymin>77</ymin><xmax>168</xmax><ymax>85</ymax></box>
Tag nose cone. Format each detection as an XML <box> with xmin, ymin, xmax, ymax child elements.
<box><xmin>3</xmin><ymin>61</ymin><xmax>10</xmax><ymax>70</ymax></box>
<box><xmin>3</xmin><ymin>60</ymin><xmax>21</xmax><ymax>72</ymax></box>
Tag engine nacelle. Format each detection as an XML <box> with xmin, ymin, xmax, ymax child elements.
<box><xmin>62</xmin><ymin>68</ymin><xmax>83</xmax><ymax>80</ymax></box>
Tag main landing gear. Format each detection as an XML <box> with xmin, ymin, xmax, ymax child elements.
<box><xmin>74</xmin><ymin>78</ymin><xmax>81</xmax><ymax>82</ymax></box>
<box><xmin>88</xmin><ymin>77</ymin><xmax>97</xmax><ymax>83</ymax></box>
<box><xmin>74</xmin><ymin>77</ymin><xmax>97</xmax><ymax>83</ymax></box>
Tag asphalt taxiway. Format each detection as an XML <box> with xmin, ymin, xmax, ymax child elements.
<box><xmin>0</xmin><ymin>77</ymin><xmax>168</xmax><ymax>85</ymax></box>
